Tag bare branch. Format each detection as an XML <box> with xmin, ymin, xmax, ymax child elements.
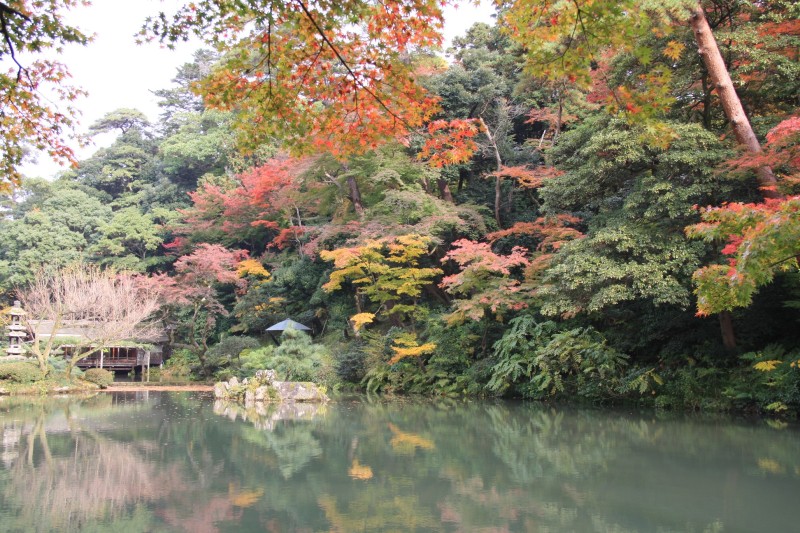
<box><xmin>0</xmin><ymin>2</ymin><xmax>31</xmax><ymax>82</ymax></box>
<box><xmin>17</xmin><ymin>264</ymin><xmax>163</xmax><ymax>376</ymax></box>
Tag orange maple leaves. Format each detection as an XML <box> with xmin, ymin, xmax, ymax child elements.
<box><xmin>1</xmin><ymin>1</ymin><xmax>90</xmax><ymax>191</ymax></box>
<box><xmin>418</xmin><ymin>118</ymin><xmax>480</xmax><ymax>167</ymax></box>
<box><xmin>146</xmin><ymin>0</ymin><xmax>450</xmax><ymax>161</ymax></box>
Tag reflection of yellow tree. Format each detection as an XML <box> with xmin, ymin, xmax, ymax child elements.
<box><xmin>348</xmin><ymin>459</ymin><xmax>374</xmax><ymax>480</ymax></box>
<box><xmin>387</xmin><ymin>423</ymin><xmax>435</xmax><ymax>455</ymax></box>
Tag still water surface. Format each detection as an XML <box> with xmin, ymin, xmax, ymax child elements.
<box><xmin>1</xmin><ymin>392</ymin><xmax>799</xmax><ymax>532</ymax></box>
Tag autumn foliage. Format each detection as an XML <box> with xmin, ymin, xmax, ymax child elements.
<box><xmin>686</xmin><ymin>115</ymin><xmax>800</xmax><ymax>314</ymax></box>
<box><xmin>181</xmin><ymin>158</ymin><xmax>300</xmax><ymax>246</ymax></box>
<box><xmin>418</xmin><ymin>119</ymin><xmax>480</xmax><ymax>167</ymax></box>
<box><xmin>1</xmin><ymin>0</ymin><xmax>90</xmax><ymax>192</ymax></box>
<box><xmin>688</xmin><ymin>197</ymin><xmax>800</xmax><ymax>315</ymax></box>
<box><xmin>4</xmin><ymin>0</ymin><xmax>800</xmax><ymax>409</ymax></box>
<box><xmin>144</xmin><ymin>0</ymin><xmax>447</xmax><ymax>159</ymax></box>
<box><xmin>321</xmin><ymin>234</ymin><xmax>442</xmax><ymax>327</ymax></box>
<box><xmin>440</xmin><ymin>239</ymin><xmax>530</xmax><ymax>324</ymax></box>
<box><xmin>724</xmin><ymin>115</ymin><xmax>800</xmax><ymax>190</ymax></box>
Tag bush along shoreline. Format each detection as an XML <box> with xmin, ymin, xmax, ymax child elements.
<box><xmin>0</xmin><ymin>360</ymin><xmax>106</xmax><ymax>395</ymax></box>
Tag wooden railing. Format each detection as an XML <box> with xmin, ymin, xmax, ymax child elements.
<box><xmin>76</xmin><ymin>355</ymin><xmax>139</xmax><ymax>370</ymax></box>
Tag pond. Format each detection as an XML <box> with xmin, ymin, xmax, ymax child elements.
<box><xmin>1</xmin><ymin>392</ymin><xmax>798</xmax><ymax>532</ymax></box>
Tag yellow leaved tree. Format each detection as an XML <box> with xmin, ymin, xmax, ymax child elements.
<box><xmin>321</xmin><ymin>234</ymin><xmax>442</xmax><ymax>363</ymax></box>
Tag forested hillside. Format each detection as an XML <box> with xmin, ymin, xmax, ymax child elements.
<box><xmin>2</xmin><ymin>0</ymin><xmax>798</xmax><ymax>412</ymax></box>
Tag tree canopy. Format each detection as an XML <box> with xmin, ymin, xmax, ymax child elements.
<box><xmin>2</xmin><ymin>0</ymin><xmax>799</xmax><ymax>413</ymax></box>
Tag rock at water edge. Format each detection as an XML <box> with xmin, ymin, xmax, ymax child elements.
<box><xmin>272</xmin><ymin>381</ymin><xmax>329</xmax><ymax>402</ymax></box>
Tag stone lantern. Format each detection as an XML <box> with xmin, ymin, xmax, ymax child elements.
<box><xmin>6</xmin><ymin>301</ymin><xmax>27</xmax><ymax>358</ymax></box>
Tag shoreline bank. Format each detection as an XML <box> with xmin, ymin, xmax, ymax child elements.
<box><xmin>103</xmin><ymin>384</ymin><xmax>214</xmax><ymax>392</ymax></box>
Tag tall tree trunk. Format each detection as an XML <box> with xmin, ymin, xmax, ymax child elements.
<box><xmin>479</xmin><ymin>117</ymin><xmax>503</xmax><ymax>227</ymax></box>
<box><xmin>700</xmin><ymin>72</ymin><xmax>713</xmax><ymax>129</ymax></box>
<box><xmin>346</xmin><ymin>175</ymin><xmax>364</xmax><ymax>217</ymax></box>
<box><xmin>437</xmin><ymin>178</ymin><xmax>454</xmax><ymax>203</ymax></box>
<box><xmin>690</xmin><ymin>5</ymin><xmax>780</xmax><ymax>200</ymax></box>
<box><xmin>690</xmin><ymin>4</ymin><xmax>787</xmax><ymax>350</ymax></box>
<box><xmin>718</xmin><ymin>311</ymin><xmax>736</xmax><ymax>351</ymax></box>
<box><xmin>553</xmin><ymin>98</ymin><xmax>563</xmax><ymax>142</ymax></box>
<box><xmin>494</xmin><ymin>174</ymin><xmax>503</xmax><ymax>227</ymax></box>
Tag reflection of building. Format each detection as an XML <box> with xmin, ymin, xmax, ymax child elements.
<box><xmin>4</xmin><ymin>303</ymin><xmax>165</xmax><ymax>372</ymax></box>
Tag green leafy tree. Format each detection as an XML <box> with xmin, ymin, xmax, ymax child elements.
<box><xmin>158</xmin><ymin>109</ymin><xmax>235</xmax><ymax>190</ymax></box>
<box><xmin>269</xmin><ymin>327</ymin><xmax>332</xmax><ymax>382</ymax></box>
<box><xmin>88</xmin><ymin>108</ymin><xmax>151</xmax><ymax>136</ymax></box>
<box><xmin>90</xmin><ymin>207</ymin><xmax>165</xmax><ymax>272</ymax></box>
<box><xmin>536</xmin><ymin>115</ymin><xmax>732</xmax><ymax>314</ymax></box>
<box><xmin>0</xmin><ymin>180</ymin><xmax>111</xmax><ymax>293</ymax></box>
<box><xmin>153</xmin><ymin>49</ymin><xmax>219</xmax><ymax>132</ymax></box>
<box><xmin>67</xmin><ymin>125</ymin><xmax>159</xmax><ymax>199</ymax></box>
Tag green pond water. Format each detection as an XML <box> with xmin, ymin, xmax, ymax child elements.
<box><xmin>1</xmin><ymin>392</ymin><xmax>799</xmax><ymax>532</ymax></box>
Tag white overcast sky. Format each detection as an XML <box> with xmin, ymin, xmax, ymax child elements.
<box><xmin>20</xmin><ymin>0</ymin><xmax>496</xmax><ymax>179</ymax></box>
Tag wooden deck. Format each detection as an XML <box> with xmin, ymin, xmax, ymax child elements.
<box><xmin>67</xmin><ymin>346</ymin><xmax>163</xmax><ymax>372</ymax></box>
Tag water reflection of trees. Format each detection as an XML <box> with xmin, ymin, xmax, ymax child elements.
<box><xmin>1</xmin><ymin>396</ymin><xmax>176</xmax><ymax>531</ymax></box>
<box><xmin>2</xmin><ymin>394</ymin><xmax>799</xmax><ymax>532</ymax></box>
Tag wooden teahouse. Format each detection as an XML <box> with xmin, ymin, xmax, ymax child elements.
<box><xmin>4</xmin><ymin>303</ymin><xmax>166</xmax><ymax>373</ymax></box>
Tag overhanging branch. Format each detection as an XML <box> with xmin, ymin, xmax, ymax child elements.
<box><xmin>295</xmin><ymin>0</ymin><xmax>415</xmax><ymax>132</ymax></box>
<box><xmin>0</xmin><ymin>2</ymin><xmax>31</xmax><ymax>81</ymax></box>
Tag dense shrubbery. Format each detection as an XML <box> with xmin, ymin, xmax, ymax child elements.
<box><xmin>236</xmin><ymin>328</ymin><xmax>334</xmax><ymax>385</ymax></box>
<box><xmin>161</xmin><ymin>349</ymin><xmax>201</xmax><ymax>381</ymax></box>
<box><xmin>0</xmin><ymin>362</ymin><xmax>45</xmax><ymax>383</ymax></box>
<box><xmin>202</xmin><ymin>335</ymin><xmax>262</xmax><ymax>378</ymax></box>
<box><xmin>487</xmin><ymin>316</ymin><xmax>629</xmax><ymax>401</ymax></box>
<box><xmin>46</xmin><ymin>355</ymin><xmax>83</xmax><ymax>377</ymax></box>
<box><xmin>732</xmin><ymin>346</ymin><xmax>800</xmax><ymax>413</ymax></box>
<box><xmin>83</xmin><ymin>368</ymin><xmax>114</xmax><ymax>388</ymax></box>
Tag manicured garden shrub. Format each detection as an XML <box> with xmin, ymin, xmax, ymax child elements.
<box><xmin>83</xmin><ymin>368</ymin><xmax>114</xmax><ymax>388</ymax></box>
<box><xmin>238</xmin><ymin>329</ymin><xmax>334</xmax><ymax>384</ymax></box>
<box><xmin>0</xmin><ymin>361</ymin><xmax>45</xmax><ymax>383</ymax></box>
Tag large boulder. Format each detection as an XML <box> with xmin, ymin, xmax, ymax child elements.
<box><xmin>213</xmin><ymin>370</ymin><xmax>328</xmax><ymax>404</ymax></box>
<box><xmin>254</xmin><ymin>369</ymin><xmax>277</xmax><ymax>384</ymax></box>
<box><xmin>213</xmin><ymin>381</ymin><xmax>229</xmax><ymax>399</ymax></box>
<box><xmin>254</xmin><ymin>386</ymin><xmax>269</xmax><ymax>401</ymax></box>
<box><xmin>272</xmin><ymin>381</ymin><xmax>329</xmax><ymax>402</ymax></box>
